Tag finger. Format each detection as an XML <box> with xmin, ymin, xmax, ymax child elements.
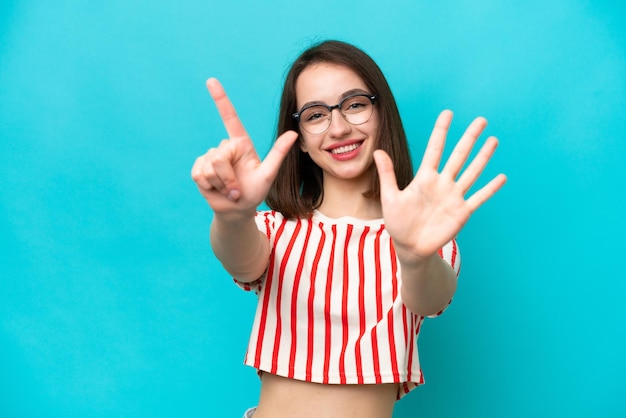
<box><xmin>191</xmin><ymin>148</ymin><xmax>238</xmax><ymax>199</ymax></box>
<box><xmin>191</xmin><ymin>156</ymin><xmax>213</xmax><ymax>191</ymax></box>
<box><xmin>257</xmin><ymin>130</ymin><xmax>299</xmax><ymax>185</ymax></box>
<box><xmin>419</xmin><ymin>110</ymin><xmax>453</xmax><ymax>172</ymax></box>
<box><xmin>441</xmin><ymin>116</ymin><xmax>487</xmax><ymax>179</ymax></box>
<box><xmin>210</xmin><ymin>149</ymin><xmax>241</xmax><ymax>200</ymax></box>
<box><xmin>456</xmin><ymin>136</ymin><xmax>499</xmax><ymax>193</ymax></box>
<box><xmin>206</xmin><ymin>78</ymin><xmax>249</xmax><ymax>140</ymax></box>
<box><xmin>466</xmin><ymin>173</ymin><xmax>507</xmax><ymax>212</ymax></box>
<box><xmin>373</xmin><ymin>149</ymin><xmax>400</xmax><ymax>202</ymax></box>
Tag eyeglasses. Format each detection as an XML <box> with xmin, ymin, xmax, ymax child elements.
<box><xmin>293</xmin><ymin>93</ymin><xmax>377</xmax><ymax>135</ymax></box>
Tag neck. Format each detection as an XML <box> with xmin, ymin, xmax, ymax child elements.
<box><xmin>317</xmin><ymin>178</ymin><xmax>382</xmax><ymax>220</ymax></box>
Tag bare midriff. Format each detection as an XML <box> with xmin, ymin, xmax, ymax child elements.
<box><xmin>251</xmin><ymin>372</ymin><xmax>398</xmax><ymax>418</ymax></box>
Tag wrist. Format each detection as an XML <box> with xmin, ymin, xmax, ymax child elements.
<box><xmin>212</xmin><ymin>208</ymin><xmax>256</xmax><ymax>226</ymax></box>
<box><xmin>394</xmin><ymin>244</ymin><xmax>435</xmax><ymax>268</ymax></box>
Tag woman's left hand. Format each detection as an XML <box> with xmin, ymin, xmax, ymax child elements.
<box><xmin>373</xmin><ymin>110</ymin><xmax>507</xmax><ymax>261</ymax></box>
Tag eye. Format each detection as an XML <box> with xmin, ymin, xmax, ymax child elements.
<box><xmin>306</xmin><ymin>112</ymin><xmax>324</xmax><ymax>121</ymax></box>
<box><xmin>342</xmin><ymin>96</ymin><xmax>370</xmax><ymax>113</ymax></box>
<box><xmin>302</xmin><ymin>106</ymin><xmax>329</xmax><ymax>122</ymax></box>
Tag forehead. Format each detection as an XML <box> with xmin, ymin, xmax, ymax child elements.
<box><xmin>295</xmin><ymin>63</ymin><xmax>368</xmax><ymax>106</ymax></box>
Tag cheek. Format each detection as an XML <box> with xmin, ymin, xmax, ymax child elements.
<box><xmin>368</xmin><ymin>112</ymin><xmax>381</xmax><ymax>141</ymax></box>
<box><xmin>299</xmin><ymin>133</ymin><xmax>319</xmax><ymax>153</ymax></box>
<box><xmin>367</xmin><ymin>124</ymin><xmax>380</xmax><ymax>148</ymax></box>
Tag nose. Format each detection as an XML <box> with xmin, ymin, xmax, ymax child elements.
<box><xmin>327</xmin><ymin>108</ymin><xmax>351</xmax><ymax>137</ymax></box>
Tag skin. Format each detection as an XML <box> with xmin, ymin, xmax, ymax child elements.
<box><xmin>295</xmin><ymin>63</ymin><xmax>380</xmax><ymax>207</ymax></box>
<box><xmin>191</xmin><ymin>69</ymin><xmax>506</xmax><ymax>417</ymax></box>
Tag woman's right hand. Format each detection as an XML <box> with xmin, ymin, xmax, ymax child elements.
<box><xmin>191</xmin><ymin>78</ymin><xmax>298</xmax><ymax>218</ymax></box>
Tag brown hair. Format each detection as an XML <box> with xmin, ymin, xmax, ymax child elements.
<box><xmin>266</xmin><ymin>40</ymin><xmax>413</xmax><ymax>218</ymax></box>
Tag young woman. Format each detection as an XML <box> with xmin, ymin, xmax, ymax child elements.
<box><xmin>191</xmin><ymin>40</ymin><xmax>506</xmax><ymax>418</ymax></box>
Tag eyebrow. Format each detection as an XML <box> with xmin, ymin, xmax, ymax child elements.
<box><xmin>299</xmin><ymin>88</ymin><xmax>371</xmax><ymax>110</ymax></box>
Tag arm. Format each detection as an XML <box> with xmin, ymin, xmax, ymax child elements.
<box><xmin>397</xmin><ymin>249</ymin><xmax>458</xmax><ymax>317</ymax></box>
<box><xmin>210</xmin><ymin>214</ymin><xmax>270</xmax><ymax>282</ymax></box>
<box><xmin>374</xmin><ymin>110</ymin><xmax>506</xmax><ymax>316</ymax></box>
<box><xmin>191</xmin><ymin>78</ymin><xmax>297</xmax><ymax>282</ymax></box>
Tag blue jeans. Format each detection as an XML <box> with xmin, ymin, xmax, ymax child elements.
<box><xmin>243</xmin><ymin>407</ymin><xmax>256</xmax><ymax>418</ymax></box>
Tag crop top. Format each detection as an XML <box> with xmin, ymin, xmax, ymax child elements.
<box><xmin>235</xmin><ymin>210</ymin><xmax>460</xmax><ymax>399</ymax></box>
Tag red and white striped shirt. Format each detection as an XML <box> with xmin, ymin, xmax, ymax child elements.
<box><xmin>235</xmin><ymin>210</ymin><xmax>460</xmax><ymax>399</ymax></box>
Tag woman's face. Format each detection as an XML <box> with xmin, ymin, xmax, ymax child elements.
<box><xmin>295</xmin><ymin>63</ymin><xmax>380</xmax><ymax>188</ymax></box>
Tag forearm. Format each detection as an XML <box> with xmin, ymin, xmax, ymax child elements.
<box><xmin>399</xmin><ymin>251</ymin><xmax>458</xmax><ymax>316</ymax></box>
<box><xmin>210</xmin><ymin>212</ymin><xmax>270</xmax><ymax>282</ymax></box>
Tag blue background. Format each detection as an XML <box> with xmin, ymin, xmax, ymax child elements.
<box><xmin>1</xmin><ymin>1</ymin><xmax>625</xmax><ymax>417</ymax></box>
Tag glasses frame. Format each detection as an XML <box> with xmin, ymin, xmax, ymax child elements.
<box><xmin>292</xmin><ymin>93</ymin><xmax>377</xmax><ymax>134</ymax></box>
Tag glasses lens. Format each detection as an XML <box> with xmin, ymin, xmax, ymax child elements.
<box><xmin>341</xmin><ymin>95</ymin><xmax>374</xmax><ymax>125</ymax></box>
<box><xmin>300</xmin><ymin>105</ymin><xmax>331</xmax><ymax>134</ymax></box>
<box><xmin>297</xmin><ymin>94</ymin><xmax>375</xmax><ymax>134</ymax></box>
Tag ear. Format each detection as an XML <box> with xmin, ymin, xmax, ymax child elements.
<box><xmin>300</xmin><ymin>139</ymin><xmax>308</xmax><ymax>153</ymax></box>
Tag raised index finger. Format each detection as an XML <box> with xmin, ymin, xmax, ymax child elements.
<box><xmin>206</xmin><ymin>78</ymin><xmax>248</xmax><ymax>139</ymax></box>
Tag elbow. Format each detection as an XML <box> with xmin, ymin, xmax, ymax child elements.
<box><xmin>400</xmin><ymin>276</ymin><xmax>457</xmax><ymax>317</ymax></box>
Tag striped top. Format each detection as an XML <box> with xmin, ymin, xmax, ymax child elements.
<box><xmin>235</xmin><ymin>210</ymin><xmax>460</xmax><ymax>399</ymax></box>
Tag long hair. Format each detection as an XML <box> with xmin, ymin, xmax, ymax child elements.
<box><xmin>266</xmin><ymin>40</ymin><xmax>413</xmax><ymax>218</ymax></box>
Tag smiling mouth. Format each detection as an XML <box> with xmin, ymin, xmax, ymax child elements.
<box><xmin>329</xmin><ymin>142</ymin><xmax>362</xmax><ymax>155</ymax></box>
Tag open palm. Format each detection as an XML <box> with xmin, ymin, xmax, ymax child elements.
<box><xmin>374</xmin><ymin>110</ymin><xmax>506</xmax><ymax>260</ymax></box>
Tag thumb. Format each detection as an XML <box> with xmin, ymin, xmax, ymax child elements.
<box><xmin>258</xmin><ymin>130</ymin><xmax>299</xmax><ymax>182</ymax></box>
<box><xmin>373</xmin><ymin>150</ymin><xmax>400</xmax><ymax>202</ymax></box>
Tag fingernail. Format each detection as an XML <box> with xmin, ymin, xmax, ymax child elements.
<box><xmin>227</xmin><ymin>189</ymin><xmax>240</xmax><ymax>202</ymax></box>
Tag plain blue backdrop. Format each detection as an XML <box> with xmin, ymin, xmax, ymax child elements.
<box><xmin>1</xmin><ymin>1</ymin><xmax>625</xmax><ymax>417</ymax></box>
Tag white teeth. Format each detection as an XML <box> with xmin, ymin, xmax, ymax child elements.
<box><xmin>330</xmin><ymin>143</ymin><xmax>360</xmax><ymax>154</ymax></box>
